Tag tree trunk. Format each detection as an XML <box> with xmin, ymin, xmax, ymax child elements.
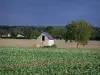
<box><xmin>77</xmin><ymin>42</ymin><xmax>79</xmax><ymax>48</ymax></box>
<box><xmin>83</xmin><ymin>45</ymin><xmax>85</xmax><ymax>48</ymax></box>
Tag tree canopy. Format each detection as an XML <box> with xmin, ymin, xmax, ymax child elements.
<box><xmin>49</xmin><ymin>28</ymin><xmax>66</xmax><ymax>40</ymax></box>
<box><xmin>65</xmin><ymin>20</ymin><xmax>94</xmax><ymax>48</ymax></box>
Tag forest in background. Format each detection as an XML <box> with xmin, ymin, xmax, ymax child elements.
<box><xmin>0</xmin><ymin>25</ymin><xmax>100</xmax><ymax>40</ymax></box>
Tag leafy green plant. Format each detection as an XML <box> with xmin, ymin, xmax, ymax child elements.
<box><xmin>0</xmin><ymin>47</ymin><xmax>100</xmax><ymax>75</ymax></box>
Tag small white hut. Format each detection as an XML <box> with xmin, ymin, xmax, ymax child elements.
<box><xmin>37</xmin><ymin>32</ymin><xmax>54</xmax><ymax>46</ymax></box>
<box><xmin>17</xmin><ymin>34</ymin><xmax>24</xmax><ymax>37</ymax></box>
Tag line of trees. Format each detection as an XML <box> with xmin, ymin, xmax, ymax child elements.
<box><xmin>0</xmin><ymin>25</ymin><xmax>67</xmax><ymax>39</ymax></box>
<box><xmin>0</xmin><ymin>20</ymin><xmax>100</xmax><ymax>43</ymax></box>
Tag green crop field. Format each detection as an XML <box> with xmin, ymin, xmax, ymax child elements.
<box><xmin>0</xmin><ymin>47</ymin><xmax>100</xmax><ymax>75</ymax></box>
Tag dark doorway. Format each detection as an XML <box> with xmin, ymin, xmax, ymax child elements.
<box><xmin>42</xmin><ymin>35</ymin><xmax>45</xmax><ymax>41</ymax></box>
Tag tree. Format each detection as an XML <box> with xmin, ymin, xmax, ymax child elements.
<box><xmin>65</xmin><ymin>20</ymin><xmax>94</xmax><ymax>48</ymax></box>
<box><xmin>49</xmin><ymin>29</ymin><xmax>56</xmax><ymax>38</ymax></box>
<box><xmin>92</xmin><ymin>27</ymin><xmax>100</xmax><ymax>40</ymax></box>
<box><xmin>34</xmin><ymin>29</ymin><xmax>41</xmax><ymax>39</ymax></box>
<box><xmin>46</xmin><ymin>26</ymin><xmax>54</xmax><ymax>32</ymax></box>
<box><xmin>49</xmin><ymin>28</ymin><xmax>66</xmax><ymax>39</ymax></box>
<box><xmin>24</xmin><ymin>28</ymin><xmax>41</xmax><ymax>39</ymax></box>
<box><xmin>24</xmin><ymin>28</ymin><xmax>33</xmax><ymax>39</ymax></box>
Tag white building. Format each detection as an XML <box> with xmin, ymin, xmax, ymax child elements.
<box><xmin>17</xmin><ymin>34</ymin><xmax>24</xmax><ymax>37</ymax></box>
<box><xmin>37</xmin><ymin>32</ymin><xmax>54</xmax><ymax>46</ymax></box>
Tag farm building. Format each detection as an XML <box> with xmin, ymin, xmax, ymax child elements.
<box><xmin>17</xmin><ymin>34</ymin><xmax>24</xmax><ymax>37</ymax></box>
<box><xmin>37</xmin><ymin>32</ymin><xmax>54</xmax><ymax>47</ymax></box>
<box><xmin>1</xmin><ymin>33</ymin><xmax>11</xmax><ymax>37</ymax></box>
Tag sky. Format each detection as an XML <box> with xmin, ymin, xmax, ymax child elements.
<box><xmin>0</xmin><ymin>0</ymin><xmax>100</xmax><ymax>26</ymax></box>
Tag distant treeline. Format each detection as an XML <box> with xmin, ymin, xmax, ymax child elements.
<box><xmin>0</xmin><ymin>25</ymin><xmax>100</xmax><ymax>40</ymax></box>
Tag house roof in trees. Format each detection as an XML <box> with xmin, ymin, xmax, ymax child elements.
<box><xmin>42</xmin><ymin>32</ymin><xmax>54</xmax><ymax>40</ymax></box>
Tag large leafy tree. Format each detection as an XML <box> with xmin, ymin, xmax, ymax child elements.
<box><xmin>65</xmin><ymin>20</ymin><xmax>94</xmax><ymax>48</ymax></box>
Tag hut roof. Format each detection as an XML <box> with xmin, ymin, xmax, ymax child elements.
<box><xmin>43</xmin><ymin>32</ymin><xmax>54</xmax><ymax>40</ymax></box>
